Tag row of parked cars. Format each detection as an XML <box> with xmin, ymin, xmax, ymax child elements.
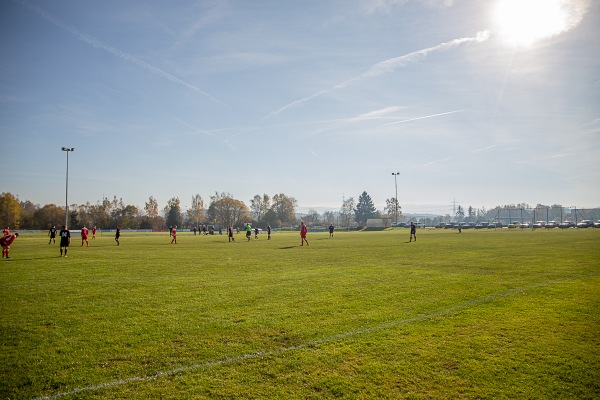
<box><xmin>494</xmin><ymin>220</ymin><xmax>600</xmax><ymax>229</ymax></box>
<box><xmin>393</xmin><ymin>220</ymin><xmax>600</xmax><ymax>229</ymax></box>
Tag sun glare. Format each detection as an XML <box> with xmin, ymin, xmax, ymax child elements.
<box><xmin>493</xmin><ymin>0</ymin><xmax>572</xmax><ymax>47</ymax></box>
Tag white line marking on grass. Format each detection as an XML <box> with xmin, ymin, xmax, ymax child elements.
<box><xmin>33</xmin><ymin>273</ymin><xmax>598</xmax><ymax>399</ymax></box>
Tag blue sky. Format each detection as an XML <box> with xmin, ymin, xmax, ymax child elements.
<box><xmin>1</xmin><ymin>0</ymin><xmax>598</xmax><ymax>215</ymax></box>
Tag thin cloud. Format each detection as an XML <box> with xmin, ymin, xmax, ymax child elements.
<box><xmin>470</xmin><ymin>144</ymin><xmax>497</xmax><ymax>153</ymax></box>
<box><xmin>308</xmin><ymin>148</ymin><xmax>319</xmax><ymax>157</ymax></box>
<box><xmin>266</xmin><ymin>31</ymin><xmax>490</xmax><ymax>119</ymax></box>
<box><xmin>16</xmin><ymin>0</ymin><xmax>224</xmax><ymax>105</ymax></box>
<box><xmin>319</xmin><ymin>106</ymin><xmax>405</xmax><ymax>125</ymax></box>
<box><xmin>385</xmin><ymin>109</ymin><xmax>464</xmax><ymax>125</ymax></box>
<box><xmin>306</xmin><ymin>106</ymin><xmax>406</xmax><ymax>137</ymax></box>
<box><xmin>173</xmin><ymin>118</ymin><xmax>217</xmax><ymax>138</ymax></box>
<box><xmin>411</xmin><ymin>155</ymin><xmax>456</xmax><ymax>170</ymax></box>
<box><xmin>409</xmin><ymin>143</ymin><xmax>496</xmax><ymax>171</ymax></box>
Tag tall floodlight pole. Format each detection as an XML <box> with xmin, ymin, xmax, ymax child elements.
<box><xmin>61</xmin><ymin>147</ymin><xmax>75</xmax><ymax>228</ymax></box>
<box><xmin>392</xmin><ymin>172</ymin><xmax>400</xmax><ymax>225</ymax></box>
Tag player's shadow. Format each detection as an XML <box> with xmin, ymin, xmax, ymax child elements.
<box><xmin>279</xmin><ymin>246</ymin><xmax>298</xmax><ymax>249</ymax></box>
<box><xmin>5</xmin><ymin>256</ymin><xmax>60</xmax><ymax>261</ymax></box>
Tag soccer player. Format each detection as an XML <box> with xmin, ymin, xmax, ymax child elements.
<box><xmin>245</xmin><ymin>223</ymin><xmax>252</xmax><ymax>241</ymax></box>
<box><xmin>254</xmin><ymin>227</ymin><xmax>259</xmax><ymax>239</ymax></box>
<box><xmin>48</xmin><ymin>225</ymin><xmax>57</xmax><ymax>244</ymax></box>
<box><xmin>171</xmin><ymin>225</ymin><xmax>177</xmax><ymax>244</ymax></box>
<box><xmin>81</xmin><ymin>225</ymin><xmax>89</xmax><ymax>247</ymax></box>
<box><xmin>1</xmin><ymin>232</ymin><xmax>18</xmax><ymax>258</ymax></box>
<box><xmin>409</xmin><ymin>222</ymin><xmax>417</xmax><ymax>242</ymax></box>
<box><xmin>92</xmin><ymin>226</ymin><xmax>97</xmax><ymax>239</ymax></box>
<box><xmin>3</xmin><ymin>227</ymin><xmax>9</xmax><ymax>236</ymax></box>
<box><xmin>267</xmin><ymin>224</ymin><xmax>271</xmax><ymax>240</ymax></box>
<box><xmin>329</xmin><ymin>224</ymin><xmax>334</xmax><ymax>238</ymax></box>
<box><xmin>59</xmin><ymin>225</ymin><xmax>70</xmax><ymax>257</ymax></box>
<box><xmin>228</xmin><ymin>225</ymin><xmax>235</xmax><ymax>242</ymax></box>
<box><xmin>115</xmin><ymin>225</ymin><xmax>121</xmax><ymax>246</ymax></box>
<box><xmin>300</xmin><ymin>221</ymin><xmax>309</xmax><ymax>246</ymax></box>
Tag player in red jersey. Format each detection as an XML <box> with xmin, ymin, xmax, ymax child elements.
<box><xmin>171</xmin><ymin>226</ymin><xmax>177</xmax><ymax>244</ymax></box>
<box><xmin>81</xmin><ymin>226</ymin><xmax>89</xmax><ymax>246</ymax></box>
<box><xmin>3</xmin><ymin>227</ymin><xmax>9</xmax><ymax>236</ymax></box>
<box><xmin>1</xmin><ymin>232</ymin><xmax>18</xmax><ymax>258</ymax></box>
<box><xmin>300</xmin><ymin>221</ymin><xmax>309</xmax><ymax>246</ymax></box>
<box><xmin>92</xmin><ymin>226</ymin><xmax>97</xmax><ymax>239</ymax></box>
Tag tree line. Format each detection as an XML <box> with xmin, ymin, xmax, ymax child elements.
<box><xmin>1</xmin><ymin>191</ymin><xmax>596</xmax><ymax>231</ymax></box>
<box><xmin>0</xmin><ymin>191</ymin><xmax>300</xmax><ymax>230</ymax></box>
<box><xmin>0</xmin><ymin>190</ymin><xmax>390</xmax><ymax>230</ymax></box>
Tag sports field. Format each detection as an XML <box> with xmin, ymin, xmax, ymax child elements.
<box><xmin>1</xmin><ymin>229</ymin><xmax>599</xmax><ymax>399</ymax></box>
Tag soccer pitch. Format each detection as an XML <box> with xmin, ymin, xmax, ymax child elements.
<box><xmin>1</xmin><ymin>229</ymin><xmax>599</xmax><ymax>399</ymax></box>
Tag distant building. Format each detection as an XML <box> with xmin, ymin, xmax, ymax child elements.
<box><xmin>367</xmin><ymin>218</ymin><xmax>391</xmax><ymax>229</ymax></box>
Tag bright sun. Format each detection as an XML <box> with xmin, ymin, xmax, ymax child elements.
<box><xmin>493</xmin><ymin>0</ymin><xmax>581</xmax><ymax>47</ymax></box>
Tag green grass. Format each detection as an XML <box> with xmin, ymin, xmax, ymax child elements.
<box><xmin>1</xmin><ymin>229</ymin><xmax>599</xmax><ymax>399</ymax></box>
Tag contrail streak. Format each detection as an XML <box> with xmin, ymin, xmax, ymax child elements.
<box><xmin>16</xmin><ymin>0</ymin><xmax>224</xmax><ymax>105</ymax></box>
<box><xmin>385</xmin><ymin>109</ymin><xmax>464</xmax><ymax>125</ymax></box>
<box><xmin>266</xmin><ymin>31</ymin><xmax>489</xmax><ymax>119</ymax></box>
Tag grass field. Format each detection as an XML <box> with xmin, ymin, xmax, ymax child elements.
<box><xmin>1</xmin><ymin>228</ymin><xmax>599</xmax><ymax>399</ymax></box>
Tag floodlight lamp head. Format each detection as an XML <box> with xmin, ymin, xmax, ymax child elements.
<box><xmin>61</xmin><ymin>147</ymin><xmax>75</xmax><ymax>151</ymax></box>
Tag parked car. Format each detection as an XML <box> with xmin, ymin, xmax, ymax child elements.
<box><xmin>508</xmin><ymin>222</ymin><xmax>520</xmax><ymax>229</ymax></box>
<box><xmin>520</xmin><ymin>222</ymin><xmax>531</xmax><ymax>229</ymax></box>
<box><xmin>559</xmin><ymin>221</ymin><xmax>574</xmax><ymax>228</ymax></box>
<box><xmin>577</xmin><ymin>220</ymin><xmax>594</xmax><ymax>228</ymax></box>
<box><xmin>594</xmin><ymin>220</ymin><xmax>600</xmax><ymax>228</ymax></box>
<box><xmin>532</xmin><ymin>221</ymin><xmax>546</xmax><ymax>229</ymax></box>
<box><xmin>546</xmin><ymin>221</ymin><xmax>559</xmax><ymax>228</ymax></box>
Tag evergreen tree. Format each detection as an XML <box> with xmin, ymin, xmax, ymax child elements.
<box><xmin>354</xmin><ymin>191</ymin><xmax>377</xmax><ymax>226</ymax></box>
<box><xmin>164</xmin><ymin>197</ymin><xmax>183</xmax><ymax>228</ymax></box>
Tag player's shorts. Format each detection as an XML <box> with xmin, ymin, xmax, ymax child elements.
<box><xmin>60</xmin><ymin>239</ymin><xmax>70</xmax><ymax>247</ymax></box>
<box><xmin>81</xmin><ymin>235</ymin><xmax>88</xmax><ymax>240</ymax></box>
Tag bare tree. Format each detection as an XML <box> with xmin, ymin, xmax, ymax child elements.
<box><xmin>304</xmin><ymin>209</ymin><xmax>321</xmax><ymax>226</ymax></box>
<box><xmin>322</xmin><ymin>211</ymin><xmax>335</xmax><ymax>225</ymax></box>
<box><xmin>340</xmin><ymin>197</ymin><xmax>355</xmax><ymax>228</ymax></box>
<box><xmin>145</xmin><ymin>196</ymin><xmax>159</xmax><ymax>218</ymax></box>
<box><xmin>384</xmin><ymin>197</ymin><xmax>402</xmax><ymax>223</ymax></box>
<box><xmin>250</xmin><ymin>194</ymin><xmax>270</xmax><ymax>222</ymax></box>
<box><xmin>188</xmin><ymin>194</ymin><xmax>205</xmax><ymax>227</ymax></box>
